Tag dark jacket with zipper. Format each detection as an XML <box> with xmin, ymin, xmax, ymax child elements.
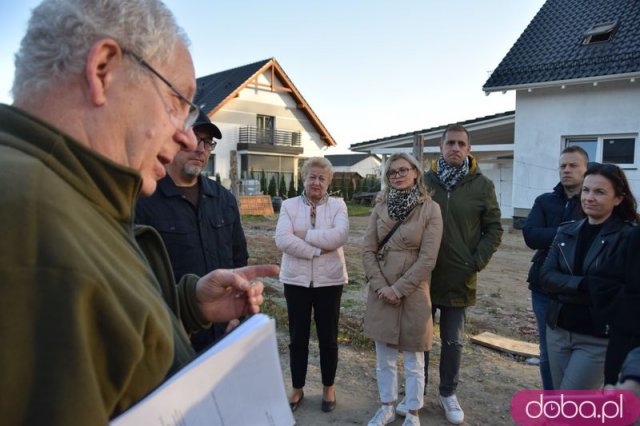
<box><xmin>590</xmin><ymin>226</ymin><xmax>640</xmax><ymax>383</ymax></box>
<box><xmin>540</xmin><ymin>216</ymin><xmax>635</xmax><ymax>336</ymax></box>
<box><xmin>522</xmin><ymin>182</ymin><xmax>584</xmax><ymax>293</ymax></box>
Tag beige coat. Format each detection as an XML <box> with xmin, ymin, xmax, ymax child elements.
<box><xmin>363</xmin><ymin>198</ymin><xmax>443</xmax><ymax>352</ymax></box>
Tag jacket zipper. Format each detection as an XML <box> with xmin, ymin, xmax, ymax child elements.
<box><xmin>558</xmin><ymin>243</ymin><xmax>574</xmax><ymax>275</ymax></box>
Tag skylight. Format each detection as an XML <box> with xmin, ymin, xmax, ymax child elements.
<box><xmin>581</xmin><ymin>21</ymin><xmax>619</xmax><ymax>45</ymax></box>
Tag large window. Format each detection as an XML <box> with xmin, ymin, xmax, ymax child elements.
<box><xmin>565</xmin><ymin>135</ymin><xmax>636</xmax><ymax>166</ymax></box>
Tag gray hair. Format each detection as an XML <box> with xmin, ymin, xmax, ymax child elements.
<box><xmin>301</xmin><ymin>157</ymin><xmax>334</xmax><ymax>183</ymax></box>
<box><xmin>382</xmin><ymin>152</ymin><xmax>430</xmax><ymax>202</ymax></box>
<box><xmin>12</xmin><ymin>0</ymin><xmax>189</xmax><ymax>101</ymax></box>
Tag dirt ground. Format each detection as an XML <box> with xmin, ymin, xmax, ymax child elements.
<box><xmin>243</xmin><ymin>213</ymin><xmax>540</xmax><ymax>426</ymax></box>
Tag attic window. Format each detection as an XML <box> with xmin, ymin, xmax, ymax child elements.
<box><xmin>581</xmin><ymin>21</ymin><xmax>618</xmax><ymax>45</ymax></box>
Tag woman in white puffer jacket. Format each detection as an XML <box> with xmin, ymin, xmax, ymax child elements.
<box><xmin>275</xmin><ymin>157</ymin><xmax>349</xmax><ymax>414</ymax></box>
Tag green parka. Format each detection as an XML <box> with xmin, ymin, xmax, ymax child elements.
<box><xmin>0</xmin><ymin>105</ymin><xmax>207</xmax><ymax>425</ymax></box>
<box><xmin>424</xmin><ymin>155</ymin><xmax>503</xmax><ymax>307</ymax></box>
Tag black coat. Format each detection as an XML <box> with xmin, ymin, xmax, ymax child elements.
<box><xmin>540</xmin><ymin>216</ymin><xmax>635</xmax><ymax>336</ymax></box>
<box><xmin>135</xmin><ymin>175</ymin><xmax>248</xmax><ymax>280</ymax></box>
<box><xmin>522</xmin><ymin>183</ymin><xmax>583</xmax><ymax>293</ymax></box>
<box><xmin>591</xmin><ymin>226</ymin><xmax>640</xmax><ymax>383</ymax></box>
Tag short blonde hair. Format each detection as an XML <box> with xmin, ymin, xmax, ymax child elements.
<box><xmin>383</xmin><ymin>153</ymin><xmax>430</xmax><ymax>202</ymax></box>
<box><xmin>301</xmin><ymin>157</ymin><xmax>334</xmax><ymax>183</ymax></box>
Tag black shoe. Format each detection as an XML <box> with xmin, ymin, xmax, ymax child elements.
<box><xmin>289</xmin><ymin>391</ymin><xmax>304</xmax><ymax>412</ymax></box>
<box><xmin>321</xmin><ymin>398</ymin><xmax>336</xmax><ymax>413</ymax></box>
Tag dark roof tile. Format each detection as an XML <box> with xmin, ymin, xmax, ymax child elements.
<box><xmin>484</xmin><ymin>0</ymin><xmax>640</xmax><ymax>90</ymax></box>
<box><xmin>194</xmin><ymin>59</ymin><xmax>271</xmax><ymax>113</ymax></box>
<box><xmin>325</xmin><ymin>154</ymin><xmax>376</xmax><ymax>167</ymax></box>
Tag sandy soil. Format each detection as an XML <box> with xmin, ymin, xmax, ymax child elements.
<box><xmin>243</xmin><ymin>214</ymin><xmax>540</xmax><ymax>426</ymax></box>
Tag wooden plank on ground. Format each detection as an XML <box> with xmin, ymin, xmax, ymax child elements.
<box><xmin>470</xmin><ymin>331</ymin><xmax>539</xmax><ymax>358</ymax></box>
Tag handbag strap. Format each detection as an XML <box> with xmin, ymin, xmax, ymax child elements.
<box><xmin>377</xmin><ymin>204</ymin><xmax>418</xmax><ymax>250</ymax></box>
<box><xmin>377</xmin><ymin>220</ymin><xmax>402</xmax><ymax>251</ymax></box>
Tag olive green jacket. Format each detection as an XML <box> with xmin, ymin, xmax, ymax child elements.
<box><xmin>424</xmin><ymin>155</ymin><xmax>503</xmax><ymax>307</ymax></box>
<box><xmin>0</xmin><ymin>104</ymin><xmax>206</xmax><ymax>425</ymax></box>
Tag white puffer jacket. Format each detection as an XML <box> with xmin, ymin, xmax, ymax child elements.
<box><xmin>275</xmin><ymin>196</ymin><xmax>349</xmax><ymax>288</ymax></box>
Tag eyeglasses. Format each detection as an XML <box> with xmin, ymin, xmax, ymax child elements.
<box><xmin>197</xmin><ymin>136</ymin><xmax>217</xmax><ymax>151</ymax></box>
<box><xmin>124</xmin><ymin>50</ymin><xmax>200</xmax><ymax>131</ymax></box>
<box><xmin>386</xmin><ymin>167</ymin><xmax>415</xmax><ymax>178</ymax></box>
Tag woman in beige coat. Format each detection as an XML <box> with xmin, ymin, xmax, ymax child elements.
<box><xmin>363</xmin><ymin>153</ymin><xmax>443</xmax><ymax>426</ymax></box>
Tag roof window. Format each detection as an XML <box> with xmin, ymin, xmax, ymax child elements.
<box><xmin>581</xmin><ymin>21</ymin><xmax>618</xmax><ymax>45</ymax></box>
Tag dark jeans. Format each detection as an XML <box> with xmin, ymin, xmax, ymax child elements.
<box><xmin>424</xmin><ymin>305</ymin><xmax>465</xmax><ymax>397</ymax></box>
<box><xmin>531</xmin><ymin>291</ymin><xmax>554</xmax><ymax>390</ymax></box>
<box><xmin>284</xmin><ymin>284</ymin><xmax>343</xmax><ymax>389</ymax></box>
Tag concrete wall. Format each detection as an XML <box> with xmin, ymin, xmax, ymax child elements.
<box><xmin>512</xmin><ymin>80</ymin><xmax>640</xmax><ymax>214</ymax></box>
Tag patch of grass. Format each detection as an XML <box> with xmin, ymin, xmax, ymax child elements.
<box><xmin>346</xmin><ymin>202</ymin><xmax>373</xmax><ymax>217</ymax></box>
<box><xmin>261</xmin><ymin>291</ymin><xmax>289</xmax><ymax>332</ymax></box>
<box><xmin>241</xmin><ymin>214</ymin><xmax>276</xmax><ymax>222</ymax></box>
<box><xmin>346</xmin><ymin>274</ymin><xmax>366</xmax><ymax>288</ymax></box>
<box><xmin>338</xmin><ymin>315</ymin><xmax>374</xmax><ymax>351</ymax></box>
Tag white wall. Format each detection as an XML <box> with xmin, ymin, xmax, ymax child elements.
<box><xmin>210</xmin><ymin>69</ymin><xmax>328</xmax><ymax>180</ymax></box>
<box><xmin>512</xmin><ymin>80</ymin><xmax>640</xmax><ymax>214</ymax></box>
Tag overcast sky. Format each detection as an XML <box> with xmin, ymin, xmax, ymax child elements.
<box><xmin>0</xmin><ymin>0</ymin><xmax>546</xmax><ymax>152</ymax></box>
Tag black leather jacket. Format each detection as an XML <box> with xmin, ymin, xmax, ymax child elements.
<box><xmin>540</xmin><ymin>216</ymin><xmax>635</xmax><ymax>335</ymax></box>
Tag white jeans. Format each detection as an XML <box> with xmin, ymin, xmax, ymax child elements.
<box><xmin>375</xmin><ymin>341</ymin><xmax>425</xmax><ymax>410</ymax></box>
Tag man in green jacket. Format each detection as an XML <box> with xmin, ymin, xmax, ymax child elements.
<box><xmin>398</xmin><ymin>124</ymin><xmax>503</xmax><ymax>424</ymax></box>
<box><xmin>0</xmin><ymin>1</ymin><xmax>277</xmax><ymax>424</ymax></box>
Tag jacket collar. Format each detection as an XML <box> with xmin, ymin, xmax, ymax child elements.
<box><xmin>553</xmin><ymin>182</ymin><xmax>580</xmax><ymax>201</ymax></box>
<box><xmin>157</xmin><ymin>174</ymin><xmax>219</xmax><ymax>198</ymax></box>
<box><xmin>559</xmin><ymin>216</ymin><xmax>628</xmax><ymax>273</ymax></box>
<box><xmin>430</xmin><ymin>153</ymin><xmax>479</xmax><ymax>174</ymax></box>
<box><xmin>0</xmin><ymin>104</ymin><xmax>141</xmax><ymax>223</ymax></box>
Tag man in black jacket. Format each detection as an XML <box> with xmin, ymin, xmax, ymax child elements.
<box><xmin>522</xmin><ymin>145</ymin><xmax>588</xmax><ymax>389</ymax></box>
<box><xmin>136</xmin><ymin>112</ymin><xmax>249</xmax><ymax>351</ymax></box>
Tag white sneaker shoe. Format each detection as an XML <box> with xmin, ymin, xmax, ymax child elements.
<box><xmin>396</xmin><ymin>397</ymin><xmax>408</xmax><ymax>416</ymax></box>
<box><xmin>368</xmin><ymin>405</ymin><xmax>396</xmax><ymax>426</ymax></box>
<box><xmin>402</xmin><ymin>412</ymin><xmax>420</xmax><ymax>426</ymax></box>
<box><xmin>439</xmin><ymin>394</ymin><xmax>464</xmax><ymax>424</ymax></box>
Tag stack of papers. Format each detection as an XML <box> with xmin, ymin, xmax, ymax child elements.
<box><xmin>111</xmin><ymin>314</ymin><xmax>294</xmax><ymax>426</ymax></box>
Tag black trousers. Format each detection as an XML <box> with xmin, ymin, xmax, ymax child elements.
<box><xmin>284</xmin><ymin>284</ymin><xmax>343</xmax><ymax>389</ymax></box>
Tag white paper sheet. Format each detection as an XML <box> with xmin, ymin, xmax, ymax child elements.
<box><xmin>111</xmin><ymin>314</ymin><xmax>294</xmax><ymax>426</ymax></box>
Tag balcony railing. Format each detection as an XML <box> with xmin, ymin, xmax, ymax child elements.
<box><xmin>238</xmin><ymin>126</ymin><xmax>301</xmax><ymax>147</ymax></box>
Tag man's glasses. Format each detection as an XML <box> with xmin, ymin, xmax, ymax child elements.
<box><xmin>124</xmin><ymin>51</ymin><xmax>200</xmax><ymax>132</ymax></box>
<box><xmin>386</xmin><ymin>167</ymin><xmax>415</xmax><ymax>178</ymax></box>
<box><xmin>197</xmin><ymin>136</ymin><xmax>217</xmax><ymax>151</ymax></box>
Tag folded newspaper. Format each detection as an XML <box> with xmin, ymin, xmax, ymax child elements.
<box><xmin>111</xmin><ymin>314</ymin><xmax>294</xmax><ymax>426</ymax></box>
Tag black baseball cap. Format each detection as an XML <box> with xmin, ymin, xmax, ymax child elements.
<box><xmin>193</xmin><ymin>111</ymin><xmax>222</xmax><ymax>139</ymax></box>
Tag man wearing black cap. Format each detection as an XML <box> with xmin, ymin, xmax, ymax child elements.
<box><xmin>136</xmin><ymin>112</ymin><xmax>249</xmax><ymax>351</ymax></box>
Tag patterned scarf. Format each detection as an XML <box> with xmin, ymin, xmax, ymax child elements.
<box><xmin>301</xmin><ymin>191</ymin><xmax>328</xmax><ymax>228</ymax></box>
<box><xmin>436</xmin><ymin>156</ymin><xmax>469</xmax><ymax>191</ymax></box>
<box><xmin>387</xmin><ymin>185</ymin><xmax>420</xmax><ymax>222</ymax></box>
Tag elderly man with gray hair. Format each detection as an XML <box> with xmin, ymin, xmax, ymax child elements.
<box><xmin>0</xmin><ymin>0</ymin><xmax>277</xmax><ymax>424</ymax></box>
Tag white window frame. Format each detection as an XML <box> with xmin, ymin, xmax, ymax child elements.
<box><xmin>564</xmin><ymin>134</ymin><xmax>637</xmax><ymax>169</ymax></box>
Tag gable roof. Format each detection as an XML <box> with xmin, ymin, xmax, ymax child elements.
<box><xmin>194</xmin><ymin>58</ymin><xmax>336</xmax><ymax>147</ymax></box>
<box><xmin>325</xmin><ymin>154</ymin><xmax>379</xmax><ymax>167</ymax></box>
<box><xmin>484</xmin><ymin>0</ymin><xmax>640</xmax><ymax>92</ymax></box>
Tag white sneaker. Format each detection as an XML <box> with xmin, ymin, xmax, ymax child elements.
<box><xmin>368</xmin><ymin>405</ymin><xmax>396</xmax><ymax>426</ymax></box>
<box><xmin>396</xmin><ymin>397</ymin><xmax>408</xmax><ymax>416</ymax></box>
<box><xmin>439</xmin><ymin>394</ymin><xmax>464</xmax><ymax>424</ymax></box>
<box><xmin>402</xmin><ymin>412</ymin><xmax>420</xmax><ymax>426</ymax></box>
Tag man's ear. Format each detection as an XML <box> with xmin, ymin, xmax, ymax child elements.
<box><xmin>85</xmin><ymin>39</ymin><xmax>122</xmax><ymax>106</ymax></box>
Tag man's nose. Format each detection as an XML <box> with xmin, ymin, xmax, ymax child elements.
<box><xmin>179</xmin><ymin>128</ymin><xmax>198</xmax><ymax>152</ymax></box>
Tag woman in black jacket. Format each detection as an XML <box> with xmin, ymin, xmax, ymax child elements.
<box><xmin>541</xmin><ymin>163</ymin><xmax>638</xmax><ymax>390</ymax></box>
